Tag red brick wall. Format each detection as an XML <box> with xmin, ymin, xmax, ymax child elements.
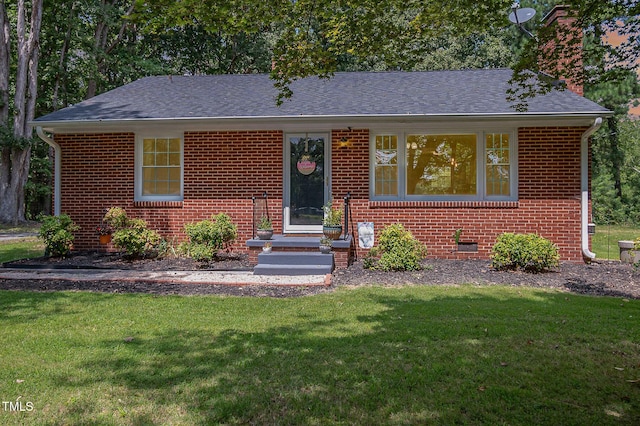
<box><xmin>57</xmin><ymin>126</ymin><xmax>589</xmax><ymax>262</ymax></box>
<box><xmin>57</xmin><ymin>131</ymin><xmax>283</xmax><ymax>252</ymax></box>
<box><xmin>329</xmin><ymin>127</ymin><xmax>588</xmax><ymax>262</ymax></box>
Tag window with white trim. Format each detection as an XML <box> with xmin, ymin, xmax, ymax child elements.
<box><xmin>135</xmin><ymin>136</ymin><xmax>183</xmax><ymax>201</ymax></box>
<box><xmin>371</xmin><ymin>131</ymin><xmax>516</xmax><ymax>201</ymax></box>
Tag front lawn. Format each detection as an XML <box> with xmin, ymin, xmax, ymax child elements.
<box><xmin>1</xmin><ymin>286</ymin><xmax>638</xmax><ymax>425</ymax></box>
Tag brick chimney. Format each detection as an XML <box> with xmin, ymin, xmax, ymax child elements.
<box><xmin>541</xmin><ymin>5</ymin><xmax>584</xmax><ymax>96</ymax></box>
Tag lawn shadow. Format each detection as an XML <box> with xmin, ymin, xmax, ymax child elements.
<box><xmin>50</xmin><ymin>288</ymin><xmax>640</xmax><ymax>425</ymax></box>
<box><xmin>0</xmin><ymin>290</ymin><xmax>75</xmax><ymax>324</ymax></box>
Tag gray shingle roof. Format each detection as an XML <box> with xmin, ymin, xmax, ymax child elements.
<box><xmin>34</xmin><ymin>69</ymin><xmax>610</xmax><ymax>123</ymax></box>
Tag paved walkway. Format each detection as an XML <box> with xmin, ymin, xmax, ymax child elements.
<box><xmin>0</xmin><ymin>267</ymin><xmax>330</xmax><ymax>286</ymax></box>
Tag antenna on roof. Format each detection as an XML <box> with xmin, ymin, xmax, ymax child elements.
<box><xmin>508</xmin><ymin>2</ymin><xmax>537</xmax><ymax>40</ymax></box>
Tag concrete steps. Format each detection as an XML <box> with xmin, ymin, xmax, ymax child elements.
<box><xmin>254</xmin><ymin>251</ymin><xmax>334</xmax><ymax>276</ymax></box>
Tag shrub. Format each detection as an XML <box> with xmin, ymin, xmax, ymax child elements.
<box><xmin>179</xmin><ymin>213</ymin><xmax>238</xmax><ymax>261</ymax></box>
<box><xmin>111</xmin><ymin>218</ymin><xmax>162</xmax><ymax>258</ymax></box>
<box><xmin>634</xmin><ymin>237</ymin><xmax>640</xmax><ymax>269</ymax></box>
<box><xmin>102</xmin><ymin>207</ymin><xmax>128</xmax><ymax>229</ymax></box>
<box><xmin>38</xmin><ymin>214</ymin><xmax>79</xmax><ymax>257</ymax></box>
<box><xmin>491</xmin><ymin>233</ymin><xmax>559</xmax><ymax>272</ymax></box>
<box><xmin>103</xmin><ymin>207</ymin><xmax>162</xmax><ymax>258</ymax></box>
<box><xmin>364</xmin><ymin>223</ymin><xmax>427</xmax><ymax>271</ymax></box>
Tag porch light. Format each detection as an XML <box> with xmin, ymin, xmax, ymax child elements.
<box><xmin>339</xmin><ymin>137</ymin><xmax>353</xmax><ymax>148</ymax></box>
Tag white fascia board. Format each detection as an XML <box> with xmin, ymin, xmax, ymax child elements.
<box><xmin>30</xmin><ymin>111</ymin><xmax>612</xmax><ymax>134</ymax></box>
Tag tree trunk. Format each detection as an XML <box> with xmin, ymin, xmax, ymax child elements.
<box><xmin>0</xmin><ymin>0</ymin><xmax>43</xmax><ymax>224</ymax></box>
<box><xmin>0</xmin><ymin>2</ymin><xmax>10</xmax><ymax>125</ymax></box>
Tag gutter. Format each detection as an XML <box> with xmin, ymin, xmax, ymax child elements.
<box><xmin>581</xmin><ymin>117</ymin><xmax>603</xmax><ymax>262</ymax></box>
<box><xmin>36</xmin><ymin>126</ymin><xmax>61</xmax><ymax>216</ymax></box>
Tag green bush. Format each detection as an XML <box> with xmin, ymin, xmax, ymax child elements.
<box><xmin>179</xmin><ymin>213</ymin><xmax>238</xmax><ymax>261</ymax></box>
<box><xmin>38</xmin><ymin>214</ymin><xmax>79</xmax><ymax>257</ymax></box>
<box><xmin>491</xmin><ymin>233</ymin><xmax>559</xmax><ymax>272</ymax></box>
<box><xmin>112</xmin><ymin>218</ymin><xmax>162</xmax><ymax>258</ymax></box>
<box><xmin>634</xmin><ymin>237</ymin><xmax>640</xmax><ymax>269</ymax></box>
<box><xmin>102</xmin><ymin>207</ymin><xmax>128</xmax><ymax>229</ymax></box>
<box><xmin>364</xmin><ymin>223</ymin><xmax>427</xmax><ymax>271</ymax></box>
<box><xmin>103</xmin><ymin>207</ymin><xmax>162</xmax><ymax>258</ymax></box>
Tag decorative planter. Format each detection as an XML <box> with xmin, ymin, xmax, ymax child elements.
<box><xmin>319</xmin><ymin>245</ymin><xmax>332</xmax><ymax>254</ymax></box>
<box><xmin>257</xmin><ymin>229</ymin><xmax>273</xmax><ymax>240</ymax></box>
<box><xmin>262</xmin><ymin>246</ymin><xmax>272</xmax><ymax>254</ymax></box>
<box><xmin>323</xmin><ymin>225</ymin><xmax>342</xmax><ymax>240</ymax></box>
<box><xmin>619</xmin><ymin>240</ymin><xmax>637</xmax><ymax>263</ymax></box>
<box><xmin>99</xmin><ymin>234</ymin><xmax>112</xmax><ymax>244</ymax></box>
<box><xmin>457</xmin><ymin>242</ymin><xmax>478</xmax><ymax>252</ymax></box>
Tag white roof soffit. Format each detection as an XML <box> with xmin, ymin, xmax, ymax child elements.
<box><xmin>32</xmin><ymin>111</ymin><xmax>611</xmax><ymax>134</ymax></box>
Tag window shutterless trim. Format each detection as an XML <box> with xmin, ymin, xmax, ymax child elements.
<box><xmin>134</xmin><ymin>134</ymin><xmax>184</xmax><ymax>202</ymax></box>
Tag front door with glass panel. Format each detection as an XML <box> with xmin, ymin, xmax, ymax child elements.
<box><xmin>284</xmin><ymin>133</ymin><xmax>329</xmax><ymax>233</ymax></box>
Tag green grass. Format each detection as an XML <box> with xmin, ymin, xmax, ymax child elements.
<box><xmin>1</xmin><ymin>286</ymin><xmax>639</xmax><ymax>425</ymax></box>
<box><xmin>592</xmin><ymin>225</ymin><xmax>640</xmax><ymax>260</ymax></box>
<box><xmin>0</xmin><ymin>238</ymin><xmax>44</xmax><ymax>263</ymax></box>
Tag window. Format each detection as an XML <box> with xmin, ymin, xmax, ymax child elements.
<box><xmin>485</xmin><ymin>133</ymin><xmax>511</xmax><ymax>197</ymax></box>
<box><xmin>406</xmin><ymin>134</ymin><xmax>477</xmax><ymax>196</ymax></box>
<box><xmin>371</xmin><ymin>131</ymin><xmax>516</xmax><ymax>201</ymax></box>
<box><xmin>374</xmin><ymin>135</ymin><xmax>398</xmax><ymax>196</ymax></box>
<box><xmin>136</xmin><ymin>136</ymin><xmax>183</xmax><ymax>201</ymax></box>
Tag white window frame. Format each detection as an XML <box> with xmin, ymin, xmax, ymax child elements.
<box><xmin>135</xmin><ymin>133</ymin><xmax>184</xmax><ymax>202</ymax></box>
<box><xmin>370</xmin><ymin>129</ymin><xmax>517</xmax><ymax>201</ymax></box>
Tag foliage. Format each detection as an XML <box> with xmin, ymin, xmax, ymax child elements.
<box><xmin>25</xmin><ymin>139</ymin><xmax>52</xmax><ymax>219</ymax></box>
<box><xmin>322</xmin><ymin>202</ymin><xmax>342</xmax><ymax>227</ymax></box>
<box><xmin>37</xmin><ymin>214</ymin><xmax>79</xmax><ymax>257</ymax></box>
<box><xmin>257</xmin><ymin>215</ymin><xmax>272</xmax><ymax>230</ymax></box>
<box><xmin>364</xmin><ymin>223</ymin><xmax>427</xmax><ymax>271</ymax></box>
<box><xmin>319</xmin><ymin>236</ymin><xmax>332</xmax><ymax>247</ymax></box>
<box><xmin>111</xmin><ymin>218</ymin><xmax>162</xmax><ymax>258</ymax></box>
<box><xmin>491</xmin><ymin>233</ymin><xmax>559</xmax><ymax>272</ymax></box>
<box><xmin>102</xmin><ymin>207</ymin><xmax>129</xmax><ymax>229</ymax></box>
<box><xmin>178</xmin><ymin>213</ymin><xmax>238</xmax><ymax>261</ymax></box>
<box><xmin>592</xmin><ymin>119</ymin><xmax>640</xmax><ymax>226</ymax></box>
<box><xmin>635</xmin><ymin>237</ymin><xmax>640</xmax><ymax>269</ymax></box>
<box><xmin>103</xmin><ymin>207</ymin><xmax>162</xmax><ymax>258</ymax></box>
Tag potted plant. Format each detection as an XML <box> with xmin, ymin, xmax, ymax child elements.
<box><xmin>256</xmin><ymin>215</ymin><xmax>273</xmax><ymax>240</ymax></box>
<box><xmin>262</xmin><ymin>242</ymin><xmax>272</xmax><ymax>253</ymax></box>
<box><xmin>96</xmin><ymin>223</ymin><xmax>113</xmax><ymax>244</ymax></box>
<box><xmin>322</xmin><ymin>202</ymin><xmax>343</xmax><ymax>240</ymax></box>
<box><xmin>319</xmin><ymin>236</ymin><xmax>332</xmax><ymax>254</ymax></box>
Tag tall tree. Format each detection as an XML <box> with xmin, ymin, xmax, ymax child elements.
<box><xmin>0</xmin><ymin>0</ymin><xmax>43</xmax><ymax>224</ymax></box>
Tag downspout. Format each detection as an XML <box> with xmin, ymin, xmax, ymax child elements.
<box><xmin>36</xmin><ymin>126</ymin><xmax>61</xmax><ymax>216</ymax></box>
<box><xmin>581</xmin><ymin>117</ymin><xmax>602</xmax><ymax>262</ymax></box>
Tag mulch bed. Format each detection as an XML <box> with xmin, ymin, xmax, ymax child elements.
<box><xmin>1</xmin><ymin>251</ymin><xmax>639</xmax><ymax>298</ymax></box>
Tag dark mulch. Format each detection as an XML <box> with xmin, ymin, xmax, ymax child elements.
<box><xmin>1</xmin><ymin>251</ymin><xmax>639</xmax><ymax>298</ymax></box>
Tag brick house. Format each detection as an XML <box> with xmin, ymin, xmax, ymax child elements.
<box><xmin>33</xmin><ymin>68</ymin><xmax>610</xmax><ymax>268</ymax></box>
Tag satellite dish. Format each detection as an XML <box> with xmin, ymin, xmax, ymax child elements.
<box><xmin>508</xmin><ymin>7</ymin><xmax>536</xmax><ymax>25</ymax></box>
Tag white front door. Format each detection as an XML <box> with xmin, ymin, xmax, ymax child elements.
<box><xmin>284</xmin><ymin>133</ymin><xmax>330</xmax><ymax>233</ymax></box>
